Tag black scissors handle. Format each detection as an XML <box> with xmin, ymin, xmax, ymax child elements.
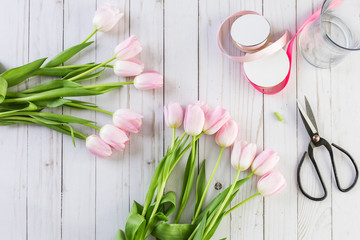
<box><xmin>331</xmin><ymin>143</ymin><xmax>359</xmax><ymax>192</ymax></box>
<box><xmin>297</xmin><ymin>150</ymin><xmax>327</xmax><ymax>201</ymax></box>
<box><xmin>298</xmin><ymin>137</ymin><xmax>359</xmax><ymax>201</ymax></box>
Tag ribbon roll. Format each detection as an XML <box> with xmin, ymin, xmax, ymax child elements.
<box><xmin>217</xmin><ymin>6</ymin><xmax>333</xmax><ymax>94</ymax></box>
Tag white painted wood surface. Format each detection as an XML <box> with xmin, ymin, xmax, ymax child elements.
<box><xmin>1</xmin><ymin>0</ymin><xmax>360</xmax><ymax>239</ymax></box>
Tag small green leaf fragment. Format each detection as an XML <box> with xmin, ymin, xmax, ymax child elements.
<box><xmin>274</xmin><ymin>112</ymin><xmax>284</xmax><ymax>122</ymax></box>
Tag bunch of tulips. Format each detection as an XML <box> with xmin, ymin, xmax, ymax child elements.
<box><xmin>0</xmin><ymin>3</ymin><xmax>162</xmax><ymax>156</ymax></box>
<box><xmin>115</xmin><ymin>101</ymin><xmax>286</xmax><ymax>240</ymax></box>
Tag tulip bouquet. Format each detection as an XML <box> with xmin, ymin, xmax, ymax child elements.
<box><xmin>0</xmin><ymin>3</ymin><xmax>163</xmax><ymax>156</ymax></box>
<box><xmin>115</xmin><ymin>101</ymin><xmax>286</xmax><ymax>240</ymax></box>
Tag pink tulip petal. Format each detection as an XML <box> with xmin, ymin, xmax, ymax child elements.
<box><xmin>86</xmin><ymin>135</ymin><xmax>112</xmax><ymax>158</ymax></box>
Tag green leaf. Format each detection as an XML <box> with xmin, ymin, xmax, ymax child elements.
<box><xmin>0</xmin><ymin>101</ymin><xmax>38</xmax><ymax>116</ymax></box>
<box><xmin>130</xmin><ymin>201</ymin><xmax>144</xmax><ymax>215</ymax></box>
<box><xmin>1</xmin><ymin>58</ymin><xmax>47</xmax><ymax>87</ymax></box>
<box><xmin>194</xmin><ymin>177</ymin><xmax>250</xmax><ymax>225</ymax></box>
<box><xmin>152</xmin><ymin>222</ymin><xmax>195</xmax><ymax>240</ymax></box>
<box><xmin>6</xmin><ymin>88</ymin><xmax>105</xmax><ymax>103</ymax></box>
<box><xmin>34</xmin><ymin>98</ymin><xmax>72</xmax><ymax>108</ymax></box>
<box><xmin>175</xmin><ymin>140</ymin><xmax>198</xmax><ymax>222</ymax></box>
<box><xmin>114</xmin><ymin>230</ymin><xmax>126</xmax><ymax>240</ymax></box>
<box><xmin>63</xmin><ymin>65</ymin><xmax>97</xmax><ymax>79</ymax></box>
<box><xmin>144</xmin><ymin>212</ymin><xmax>168</xmax><ymax>238</ymax></box>
<box><xmin>194</xmin><ymin>160</ymin><xmax>206</xmax><ymax>218</ymax></box>
<box><xmin>24</xmin><ymin>112</ymin><xmax>94</xmax><ymax>124</ymax></box>
<box><xmin>20</xmin><ymin>79</ymin><xmax>81</xmax><ymax>94</ymax></box>
<box><xmin>70</xmin><ymin>68</ymin><xmax>105</xmax><ymax>82</ymax></box>
<box><xmin>43</xmin><ymin>42</ymin><xmax>94</xmax><ymax>68</ymax></box>
<box><xmin>202</xmin><ymin>212</ymin><xmax>225</xmax><ymax>240</ymax></box>
<box><xmin>125</xmin><ymin>212</ymin><xmax>146</xmax><ymax>240</ymax></box>
<box><xmin>193</xmin><ymin>213</ymin><xmax>207</xmax><ymax>240</ymax></box>
<box><xmin>141</xmin><ymin>152</ymin><xmax>169</xmax><ymax>216</ymax></box>
<box><xmin>69</xmin><ymin>99</ymin><xmax>98</xmax><ymax>107</ymax></box>
<box><xmin>161</xmin><ymin>191</ymin><xmax>176</xmax><ymax>217</ymax></box>
<box><xmin>34</xmin><ymin>67</ymin><xmax>76</xmax><ymax>77</ymax></box>
<box><xmin>0</xmin><ymin>76</ymin><xmax>8</xmax><ymax>104</ymax></box>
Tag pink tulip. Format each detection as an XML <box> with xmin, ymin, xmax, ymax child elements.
<box><xmin>113</xmin><ymin>109</ymin><xmax>143</xmax><ymax>133</ymax></box>
<box><xmin>133</xmin><ymin>71</ymin><xmax>163</xmax><ymax>90</ymax></box>
<box><xmin>231</xmin><ymin>140</ymin><xmax>257</xmax><ymax>171</ymax></box>
<box><xmin>184</xmin><ymin>104</ymin><xmax>205</xmax><ymax>136</ymax></box>
<box><xmin>164</xmin><ymin>102</ymin><xmax>183</xmax><ymax>128</ymax></box>
<box><xmin>257</xmin><ymin>170</ymin><xmax>286</xmax><ymax>197</ymax></box>
<box><xmin>113</xmin><ymin>58</ymin><xmax>144</xmax><ymax>77</ymax></box>
<box><xmin>114</xmin><ymin>35</ymin><xmax>142</xmax><ymax>60</ymax></box>
<box><xmin>251</xmin><ymin>148</ymin><xmax>279</xmax><ymax>176</ymax></box>
<box><xmin>195</xmin><ymin>100</ymin><xmax>209</xmax><ymax>114</ymax></box>
<box><xmin>93</xmin><ymin>3</ymin><xmax>123</xmax><ymax>32</ymax></box>
<box><xmin>203</xmin><ymin>106</ymin><xmax>230</xmax><ymax>135</ymax></box>
<box><xmin>99</xmin><ymin>124</ymin><xmax>129</xmax><ymax>151</ymax></box>
<box><xmin>86</xmin><ymin>135</ymin><xmax>112</xmax><ymax>158</ymax></box>
<box><xmin>215</xmin><ymin>119</ymin><xmax>239</xmax><ymax>148</ymax></box>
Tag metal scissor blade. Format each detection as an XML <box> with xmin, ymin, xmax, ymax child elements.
<box><xmin>304</xmin><ymin>96</ymin><xmax>319</xmax><ymax>132</ymax></box>
<box><xmin>297</xmin><ymin>99</ymin><xmax>318</xmax><ymax>138</ymax></box>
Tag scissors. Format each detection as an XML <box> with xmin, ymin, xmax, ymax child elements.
<box><xmin>297</xmin><ymin>96</ymin><xmax>359</xmax><ymax>201</ymax></box>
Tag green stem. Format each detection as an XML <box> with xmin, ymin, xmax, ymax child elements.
<box><xmin>224</xmin><ymin>192</ymin><xmax>261</xmax><ymax>216</ymax></box>
<box><xmin>145</xmin><ymin>181</ymin><xmax>166</xmax><ymax>234</ymax></box>
<box><xmin>52</xmin><ymin>63</ymin><xmax>95</xmax><ymax>69</ymax></box>
<box><xmin>174</xmin><ymin>136</ymin><xmax>196</xmax><ymax>224</ymax></box>
<box><xmin>192</xmin><ymin>147</ymin><xmax>224</xmax><ymax>223</ymax></box>
<box><xmin>171</xmin><ymin>128</ymin><xmax>176</xmax><ymax>149</ymax></box>
<box><xmin>83</xmin><ymin>123</ymin><xmax>101</xmax><ymax>131</ymax></box>
<box><xmin>203</xmin><ymin>168</ymin><xmax>242</xmax><ymax>238</ymax></box>
<box><xmin>64</xmin><ymin>102</ymin><xmax>113</xmax><ymax>116</ymax></box>
<box><xmin>188</xmin><ymin>223</ymin><xmax>201</xmax><ymax>240</ymax></box>
<box><xmin>82</xmin><ymin>81</ymin><xmax>133</xmax><ymax>89</ymax></box>
<box><xmin>82</xmin><ymin>29</ymin><xmax>98</xmax><ymax>44</ymax></box>
<box><xmin>67</xmin><ymin>56</ymin><xmax>116</xmax><ymax>82</ymax></box>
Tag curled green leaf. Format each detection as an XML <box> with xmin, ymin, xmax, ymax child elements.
<box><xmin>0</xmin><ymin>76</ymin><xmax>8</xmax><ymax>104</ymax></box>
<box><xmin>0</xmin><ymin>58</ymin><xmax>47</xmax><ymax>87</ymax></box>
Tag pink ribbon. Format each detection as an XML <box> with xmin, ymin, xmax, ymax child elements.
<box><xmin>217</xmin><ymin>2</ymin><xmax>341</xmax><ymax>94</ymax></box>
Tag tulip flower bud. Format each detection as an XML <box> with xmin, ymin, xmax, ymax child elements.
<box><xmin>100</xmin><ymin>124</ymin><xmax>129</xmax><ymax>151</ymax></box>
<box><xmin>251</xmin><ymin>148</ymin><xmax>279</xmax><ymax>176</ymax></box>
<box><xmin>164</xmin><ymin>102</ymin><xmax>183</xmax><ymax>128</ymax></box>
<box><xmin>86</xmin><ymin>135</ymin><xmax>112</xmax><ymax>158</ymax></box>
<box><xmin>113</xmin><ymin>109</ymin><xmax>143</xmax><ymax>133</ymax></box>
<box><xmin>203</xmin><ymin>106</ymin><xmax>230</xmax><ymax>135</ymax></box>
<box><xmin>114</xmin><ymin>35</ymin><xmax>142</xmax><ymax>60</ymax></box>
<box><xmin>215</xmin><ymin>119</ymin><xmax>239</xmax><ymax>148</ymax></box>
<box><xmin>184</xmin><ymin>104</ymin><xmax>205</xmax><ymax>136</ymax></box>
<box><xmin>113</xmin><ymin>59</ymin><xmax>144</xmax><ymax>77</ymax></box>
<box><xmin>231</xmin><ymin>140</ymin><xmax>257</xmax><ymax>171</ymax></box>
<box><xmin>195</xmin><ymin>100</ymin><xmax>209</xmax><ymax>114</ymax></box>
<box><xmin>257</xmin><ymin>170</ymin><xmax>286</xmax><ymax>197</ymax></box>
<box><xmin>133</xmin><ymin>71</ymin><xmax>163</xmax><ymax>90</ymax></box>
<box><xmin>93</xmin><ymin>3</ymin><xmax>123</xmax><ymax>32</ymax></box>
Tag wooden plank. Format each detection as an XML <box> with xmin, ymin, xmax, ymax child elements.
<box><xmin>331</xmin><ymin>41</ymin><xmax>360</xmax><ymax>239</ymax></box>
<box><xmin>226</xmin><ymin>1</ymin><xmax>264</xmax><ymax>239</ymax></box>
<box><xmin>94</xmin><ymin>0</ymin><xmax>130</xmax><ymax>239</ymax></box>
<box><xmin>197</xmin><ymin>0</ymin><xmax>262</xmax><ymax>238</ymax></box>
<box><xmin>0</xmin><ymin>0</ymin><xmax>29</xmax><ymax>239</ymax></box>
<box><xmin>128</xmin><ymin>0</ymin><xmax>163</xmax><ymax>232</ymax></box>
<box><xmin>297</xmin><ymin>1</ymin><xmax>333</xmax><ymax>239</ymax></box>
<box><xmin>163</xmin><ymin>0</ymin><xmax>199</xmax><ymax>223</ymax></box>
<box><xmin>27</xmin><ymin>0</ymin><xmax>63</xmax><ymax>239</ymax></box>
<box><xmin>262</xmin><ymin>0</ymin><xmax>298</xmax><ymax>239</ymax></box>
<box><xmin>62</xmin><ymin>1</ymin><xmax>96</xmax><ymax>239</ymax></box>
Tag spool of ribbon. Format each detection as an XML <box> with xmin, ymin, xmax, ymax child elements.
<box><xmin>217</xmin><ymin>5</ymin><xmax>335</xmax><ymax>94</ymax></box>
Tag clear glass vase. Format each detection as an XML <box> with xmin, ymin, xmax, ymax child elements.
<box><xmin>299</xmin><ymin>0</ymin><xmax>360</xmax><ymax>68</ymax></box>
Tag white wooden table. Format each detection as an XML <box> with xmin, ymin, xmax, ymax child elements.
<box><xmin>1</xmin><ymin>0</ymin><xmax>360</xmax><ymax>239</ymax></box>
